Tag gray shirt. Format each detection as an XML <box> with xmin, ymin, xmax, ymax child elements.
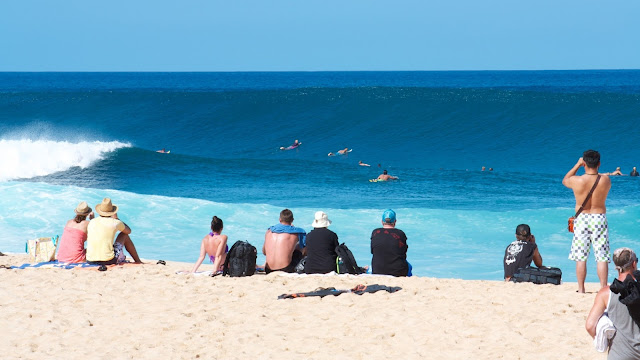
<box><xmin>607</xmin><ymin>291</ymin><xmax>640</xmax><ymax>360</ymax></box>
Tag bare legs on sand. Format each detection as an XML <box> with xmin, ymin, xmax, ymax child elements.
<box><xmin>576</xmin><ymin>260</ymin><xmax>608</xmax><ymax>293</ymax></box>
<box><xmin>115</xmin><ymin>232</ymin><xmax>143</xmax><ymax>263</ymax></box>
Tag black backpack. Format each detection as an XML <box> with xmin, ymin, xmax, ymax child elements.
<box><xmin>335</xmin><ymin>243</ymin><xmax>364</xmax><ymax>275</ymax></box>
<box><xmin>511</xmin><ymin>266</ymin><xmax>562</xmax><ymax>285</ymax></box>
<box><xmin>222</xmin><ymin>241</ymin><xmax>257</xmax><ymax>277</ymax></box>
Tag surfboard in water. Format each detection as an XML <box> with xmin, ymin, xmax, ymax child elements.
<box><xmin>280</xmin><ymin>142</ymin><xmax>302</xmax><ymax>150</ymax></box>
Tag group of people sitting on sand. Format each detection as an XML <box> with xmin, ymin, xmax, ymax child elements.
<box><xmin>190</xmin><ymin>208</ymin><xmax>410</xmax><ymax>276</ymax></box>
<box><xmin>56</xmin><ymin>199</ymin><xmax>411</xmax><ymax>277</ymax></box>
<box><xmin>57</xmin><ymin>198</ymin><xmax>142</xmax><ymax>266</ymax></box>
<box><xmin>256</xmin><ymin>208</ymin><xmax>410</xmax><ymax>276</ymax></box>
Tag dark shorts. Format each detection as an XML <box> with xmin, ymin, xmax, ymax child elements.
<box><xmin>87</xmin><ymin>243</ymin><xmax>126</xmax><ymax>265</ymax></box>
<box><xmin>266</xmin><ymin>250</ymin><xmax>303</xmax><ymax>274</ymax></box>
<box><xmin>88</xmin><ymin>257</ymin><xmax>118</xmax><ymax>266</ymax></box>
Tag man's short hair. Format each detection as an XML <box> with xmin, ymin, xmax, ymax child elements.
<box><xmin>613</xmin><ymin>247</ymin><xmax>637</xmax><ymax>272</ymax></box>
<box><xmin>383</xmin><ymin>170</ymin><xmax>388</xmax><ymax>175</ymax></box>
<box><xmin>515</xmin><ymin>224</ymin><xmax>531</xmax><ymax>241</ymax></box>
<box><xmin>583</xmin><ymin>150</ymin><xmax>600</xmax><ymax>168</ymax></box>
<box><xmin>280</xmin><ymin>209</ymin><xmax>294</xmax><ymax>224</ymax></box>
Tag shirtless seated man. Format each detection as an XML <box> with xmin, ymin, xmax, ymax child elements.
<box><xmin>263</xmin><ymin>209</ymin><xmax>307</xmax><ymax>274</ymax></box>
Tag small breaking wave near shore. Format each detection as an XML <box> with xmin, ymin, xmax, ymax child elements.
<box><xmin>2</xmin><ymin>180</ymin><xmax>640</xmax><ymax>280</ymax></box>
<box><xmin>0</xmin><ymin>139</ymin><xmax>130</xmax><ymax>181</ymax></box>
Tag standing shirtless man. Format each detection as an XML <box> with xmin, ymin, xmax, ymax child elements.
<box><xmin>562</xmin><ymin>150</ymin><xmax>611</xmax><ymax>293</ymax></box>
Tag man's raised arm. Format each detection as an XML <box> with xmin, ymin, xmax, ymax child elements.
<box><xmin>563</xmin><ymin>157</ymin><xmax>585</xmax><ymax>188</ymax></box>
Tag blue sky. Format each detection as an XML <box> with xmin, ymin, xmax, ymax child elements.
<box><xmin>1</xmin><ymin>0</ymin><xmax>638</xmax><ymax>71</ymax></box>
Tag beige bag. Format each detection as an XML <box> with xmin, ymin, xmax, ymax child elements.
<box><xmin>26</xmin><ymin>236</ymin><xmax>58</xmax><ymax>263</ymax></box>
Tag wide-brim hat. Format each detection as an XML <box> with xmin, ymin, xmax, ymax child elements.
<box><xmin>95</xmin><ymin>197</ymin><xmax>118</xmax><ymax>216</ymax></box>
<box><xmin>74</xmin><ymin>201</ymin><xmax>92</xmax><ymax>215</ymax></box>
<box><xmin>312</xmin><ymin>211</ymin><xmax>332</xmax><ymax>228</ymax></box>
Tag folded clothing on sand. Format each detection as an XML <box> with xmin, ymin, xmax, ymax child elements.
<box><xmin>278</xmin><ymin>284</ymin><xmax>402</xmax><ymax>299</ymax></box>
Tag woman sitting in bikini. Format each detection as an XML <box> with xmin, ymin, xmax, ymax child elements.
<box><xmin>190</xmin><ymin>216</ymin><xmax>229</xmax><ymax>274</ymax></box>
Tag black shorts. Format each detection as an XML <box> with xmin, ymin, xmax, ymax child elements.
<box><xmin>266</xmin><ymin>250</ymin><xmax>303</xmax><ymax>274</ymax></box>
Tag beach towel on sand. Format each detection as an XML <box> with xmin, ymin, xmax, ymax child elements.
<box><xmin>269</xmin><ymin>224</ymin><xmax>307</xmax><ymax>247</ymax></box>
<box><xmin>278</xmin><ymin>284</ymin><xmax>401</xmax><ymax>299</ymax></box>
<box><xmin>12</xmin><ymin>260</ymin><xmax>137</xmax><ymax>270</ymax></box>
<box><xmin>11</xmin><ymin>261</ymin><xmax>100</xmax><ymax>270</ymax></box>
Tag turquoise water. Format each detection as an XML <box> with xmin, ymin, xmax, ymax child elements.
<box><xmin>1</xmin><ymin>71</ymin><xmax>640</xmax><ymax>280</ymax></box>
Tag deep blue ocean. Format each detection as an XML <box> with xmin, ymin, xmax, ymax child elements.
<box><xmin>1</xmin><ymin>71</ymin><xmax>640</xmax><ymax>281</ymax></box>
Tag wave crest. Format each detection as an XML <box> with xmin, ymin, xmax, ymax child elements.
<box><xmin>0</xmin><ymin>139</ymin><xmax>131</xmax><ymax>181</ymax></box>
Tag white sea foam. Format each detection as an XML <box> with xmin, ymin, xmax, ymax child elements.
<box><xmin>0</xmin><ymin>139</ymin><xmax>131</xmax><ymax>181</ymax></box>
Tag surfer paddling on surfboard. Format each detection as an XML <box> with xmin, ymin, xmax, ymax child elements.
<box><xmin>370</xmin><ymin>169</ymin><xmax>398</xmax><ymax>182</ymax></box>
<box><xmin>328</xmin><ymin>148</ymin><xmax>352</xmax><ymax>156</ymax></box>
<box><xmin>280</xmin><ymin>140</ymin><xmax>301</xmax><ymax>151</ymax></box>
<box><xmin>156</xmin><ymin>148</ymin><xmax>170</xmax><ymax>154</ymax></box>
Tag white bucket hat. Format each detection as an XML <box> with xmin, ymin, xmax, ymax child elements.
<box><xmin>311</xmin><ymin>211</ymin><xmax>332</xmax><ymax>228</ymax></box>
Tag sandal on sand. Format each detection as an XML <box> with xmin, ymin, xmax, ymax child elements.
<box><xmin>0</xmin><ymin>264</ymin><xmax>11</xmax><ymax>269</ymax></box>
<box><xmin>156</xmin><ymin>260</ymin><xmax>166</xmax><ymax>265</ymax></box>
<box><xmin>98</xmin><ymin>265</ymin><xmax>107</xmax><ymax>271</ymax></box>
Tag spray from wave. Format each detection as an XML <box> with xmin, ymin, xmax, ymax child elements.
<box><xmin>0</xmin><ymin>139</ymin><xmax>131</xmax><ymax>181</ymax></box>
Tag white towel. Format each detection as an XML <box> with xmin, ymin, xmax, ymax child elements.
<box><xmin>594</xmin><ymin>314</ymin><xmax>616</xmax><ymax>352</ymax></box>
<box><xmin>175</xmin><ymin>270</ymin><xmax>214</xmax><ymax>276</ymax></box>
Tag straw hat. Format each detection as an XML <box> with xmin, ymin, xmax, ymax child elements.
<box><xmin>95</xmin><ymin>198</ymin><xmax>118</xmax><ymax>216</ymax></box>
<box><xmin>311</xmin><ymin>211</ymin><xmax>332</xmax><ymax>228</ymax></box>
<box><xmin>74</xmin><ymin>201</ymin><xmax>92</xmax><ymax>215</ymax></box>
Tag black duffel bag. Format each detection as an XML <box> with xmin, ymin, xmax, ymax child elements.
<box><xmin>511</xmin><ymin>266</ymin><xmax>562</xmax><ymax>285</ymax></box>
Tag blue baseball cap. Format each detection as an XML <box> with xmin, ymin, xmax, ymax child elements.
<box><xmin>382</xmin><ymin>209</ymin><xmax>396</xmax><ymax>223</ymax></box>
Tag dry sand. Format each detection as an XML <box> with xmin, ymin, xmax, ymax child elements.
<box><xmin>0</xmin><ymin>254</ymin><xmax>604</xmax><ymax>360</ymax></box>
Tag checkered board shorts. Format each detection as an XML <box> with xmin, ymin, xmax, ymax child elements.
<box><xmin>569</xmin><ymin>213</ymin><xmax>610</xmax><ymax>262</ymax></box>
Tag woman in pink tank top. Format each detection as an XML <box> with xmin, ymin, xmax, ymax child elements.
<box><xmin>57</xmin><ymin>201</ymin><xmax>94</xmax><ymax>263</ymax></box>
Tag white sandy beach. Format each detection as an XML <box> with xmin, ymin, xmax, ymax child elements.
<box><xmin>0</xmin><ymin>254</ymin><xmax>604</xmax><ymax>360</ymax></box>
